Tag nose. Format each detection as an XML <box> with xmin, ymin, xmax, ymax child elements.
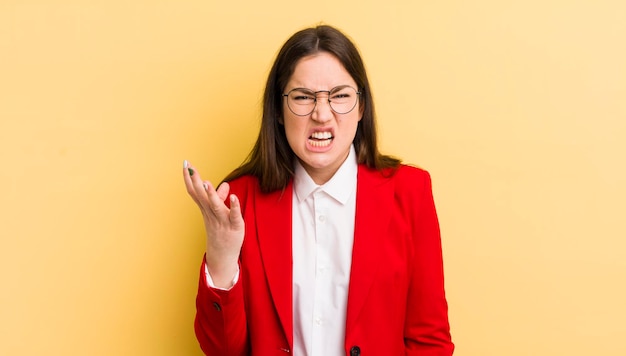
<box><xmin>311</xmin><ymin>95</ymin><xmax>333</xmax><ymax>123</ymax></box>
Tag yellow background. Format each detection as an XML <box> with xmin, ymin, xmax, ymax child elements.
<box><xmin>1</xmin><ymin>0</ymin><xmax>624</xmax><ymax>355</ymax></box>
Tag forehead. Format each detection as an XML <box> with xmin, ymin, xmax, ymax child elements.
<box><xmin>287</xmin><ymin>52</ymin><xmax>357</xmax><ymax>90</ymax></box>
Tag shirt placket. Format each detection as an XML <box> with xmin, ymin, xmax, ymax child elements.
<box><xmin>311</xmin><ymin>190</ymin><xmax>330</xmax><ymax>355</ymax></box>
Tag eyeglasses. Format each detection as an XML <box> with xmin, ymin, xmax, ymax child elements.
<box><xmin>282</xmin><ymin>85</ymin><xmax>361</xmax><ymax>116</ymax></box>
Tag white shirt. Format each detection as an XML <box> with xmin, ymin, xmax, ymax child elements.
<box><xmin>206</xmin><ymin>146</ymin><xmax>358</xmax><ymax>355</ymax></box>
<box><xmin>292</xmin><ymin>146</ymin><xmax>357</xmax><ymax>356</ymax></box>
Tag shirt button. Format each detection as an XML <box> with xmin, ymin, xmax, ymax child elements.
<box><xmin>212</xmin><ymin>302</ymin><xmax>221</xmax><ymax>311</ymax></box>
<box><xmin>315</xmin><ymin>317</ymin><xmax>322</xmax><ymax>325</ymax></box>
<box><xmin>318</xmin><ymin>215</ymin><xmax>326</xmax><ymax>223</ymax></box>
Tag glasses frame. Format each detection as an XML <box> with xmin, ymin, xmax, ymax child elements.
<box><xmin>282</xmin><ymin>85</ymin><xmax>362</xmax><ymax>116</ymax></box>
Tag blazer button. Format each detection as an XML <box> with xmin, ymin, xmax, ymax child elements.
<box><xmin>350</xmin><ymin>346</ymin><xmax>360</xmax><ymax>356</ymax></box>
<box><xmin>212</xmin><ymin>302</ymin><xmax>221</xmax><ymax>311</ymax></box>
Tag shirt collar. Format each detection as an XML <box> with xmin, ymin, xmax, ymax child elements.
<box><xmin>294</xmin><ymin>145</ymin><xmax>358</xmax><ymax>205</ymax></box>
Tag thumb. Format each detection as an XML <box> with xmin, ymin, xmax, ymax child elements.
<box><xmin>228</xmin><ymin>194</ymin><xmax>244</xmax><ymax>228</ymax></box>
<box><xmin>216</xmin><ymin>181</ymin><xmax>230</xmax><ymax>202</ymax></box>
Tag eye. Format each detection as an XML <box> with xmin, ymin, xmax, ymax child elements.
<box><xmin>293</xmin><ymin>94</ymin><xmax>313</xmax><ymax>101</ymax></box>
<box><xmin>332</xmin><ymin>93</ymin><xmax>351</xmax><ymax>99</ymax></box>
<box><xmin>330</xmin><ymin>87</ymin><xmax>354</xmax><ymax>101</ymax></box>
<box><xmin>289</xmin><ymin>89</ymin><xmax>315</xmax><ymax>103</ymax></box>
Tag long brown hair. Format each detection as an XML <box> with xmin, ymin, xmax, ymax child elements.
<box><xmin>224</xmin><ymin>25</ymin><xmax>400</xmax><ymax>193</ymax></box>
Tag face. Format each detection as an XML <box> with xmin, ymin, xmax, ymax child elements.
<box><xmin>281</xmin><ymin>52</ymin><xmax>362</xmax><ymax>185</ymax></box>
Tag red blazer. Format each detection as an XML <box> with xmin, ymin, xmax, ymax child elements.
<box><xmin>195</xmin><ymin>164</ymin><xmax>454</xmax><ymax>355</ymax></box>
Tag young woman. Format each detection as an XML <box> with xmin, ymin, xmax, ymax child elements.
<box><xmin>183</xmin><ymin>25</ymin><xmax>454</xmax><ymax>356</ymax></box>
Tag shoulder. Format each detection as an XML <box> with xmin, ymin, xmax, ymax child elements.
<box><xmin>357</xmin><ymin>164</ymin><xmax>434</xmax><ymax>206</ymax></box>
<box><xmin>391</xmin><ymin>165</ymin><xmax>433</xmax><ymax>203</ymax></box>
<box><xmin>226</xmin><ymin>174</ymin><xmax>290</xmax><ymax>198</ymax></box>
<box><xmin>357</xmin><ymin>164</ymin><xmax>437</xmax><ymax>222</ymax></box>
<box><xmin>226</xmin><ymin>174</ymin><xmax>258</xmax><ymax>187</ymax></box>
<box><xmin>359</xmin><ymin>163</ymin><xmax>432</xmax><ymax>189</ymax></box>
<box><xmin>224</xmin><ymin>174</ymin><xmax>259</xmax><ymax>200</ymax></box>
<box><xmin>360</xmin><ymin>164</ymin><xmax>435</xmax><ymax>212</ymax></box>
<box><xmin>393</xmin><ymin>164</ymin><xmax>431</xmax><ymax>182</ymax></box>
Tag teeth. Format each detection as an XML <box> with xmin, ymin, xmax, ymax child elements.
<box><xmin>309</xmin><ymin>138</ymin><xmax>332</xmax><ymax>147</ymax></box>
<box><xmin>311</xmin><ymin>131</ymin><xmax>332</xmax><ymax>139</ymax></box>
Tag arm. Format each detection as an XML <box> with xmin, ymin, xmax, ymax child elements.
<box><xmin>183</xmin><ymin>161</ymin><xmax>249</xmax><ymax>355</ymax></box>
<box><xmin>404</xmin><ymin>170</ymin><xmax>454</xmax><ymax>355</ymax></box>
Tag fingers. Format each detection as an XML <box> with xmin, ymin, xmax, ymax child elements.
<box><xmin>216</xmin><ymin>181</ymin><xmax>244</xmax><ymax>227</ymax></box>
<box><xmin>183</xmin><ymin>160</ymin><xmax>231</xmax><ymax>219</ymax></box>
<box><xmin>204</xmin><ymin>180</ymin><xmax>230</xmax><ymax>218</ymax></box>
<box><xmin>183</xmin><ymin>160</ymin><xmax>216</xmax><ymax>213</ymax></box>
<box><xmin>183</xmin><ymin>160</ymin><xmax>202</xmax><ymax>206</ymax></box>
<box><xmin>228</xmin><ymin>194</ymin><xmax>244</xmax><ymax>228</ymax></box>
<box><xmin>183</xmin><ymin>161</ymin><xmax>245</xmax><ymax>235</ymax></box>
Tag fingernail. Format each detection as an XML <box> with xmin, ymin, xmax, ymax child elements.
<box><xmin>230</xmin><ymin>195</ymin><xmax>236</xmax><ymax>203</ymax></box>
<box><xmin>188</xmin><ymin>168</ymin><xmax>194</xmax><ymax>176</ymax></box>
<box><xmin>203</xmin><ymin>182</ymin><xmax>208</xmax><ymax>190</ymax></box>
<box><xmin>183</xmin><ymin>160</ymin><xmax>188</xmax><ymax>168</ymax></box>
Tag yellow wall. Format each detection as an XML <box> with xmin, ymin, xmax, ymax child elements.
<box><xmin>1</xmin><ymin>1</ymin><xmax>624</xmax><ymax>355</ymax></box>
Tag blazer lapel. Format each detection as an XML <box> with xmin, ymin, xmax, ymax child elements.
<box><xmin>346</xmin><ymin>166</ymin><xmax>394</xmax><ymax>333</ymax></box>
<box><xmin>255</xmin><ymin>182</ymin><xmax>294</xmax><ymax>348</ymax></box>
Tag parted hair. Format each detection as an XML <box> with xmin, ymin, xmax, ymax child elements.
<box><xmin>224</xmin><ymin>25</ymin><xmax>400</xmax><ymax>193</ymax></box>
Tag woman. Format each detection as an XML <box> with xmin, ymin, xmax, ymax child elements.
<box><xmin>184</xmin><ymin>25</ymin><xmax>454</xmax><ymax>356</ymax></box>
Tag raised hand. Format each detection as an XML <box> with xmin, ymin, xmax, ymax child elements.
<box><xmin>183</xmin><ymin>160</ymin><xmax>244</xmax><ymax>288</ymax></box>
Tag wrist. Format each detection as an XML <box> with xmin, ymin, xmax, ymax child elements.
<box><xmin>204</xmin><ymin>257</ymin><xmax>239</xmax><ymax>289</ymax></box>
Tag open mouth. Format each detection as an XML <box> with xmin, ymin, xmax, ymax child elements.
<box><xmin>308</xmin><ymin>131</ymin><xmax>334</xmax><ymax>147</ymax></box>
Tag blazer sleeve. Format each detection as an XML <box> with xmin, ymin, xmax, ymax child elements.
<box><xmin>402</xmin><ymin>169</ymin><xmax>455</xmax><ymax>355</ymax></box>
<box><xmin>194</xmin><ymin>177</ymin><xmax>250</xmax><ymax>356</ymax></box>
<box><xmin>195</xmin><ymin>259</ymin><xmax>248</xmax><ymax>355</ymax></box>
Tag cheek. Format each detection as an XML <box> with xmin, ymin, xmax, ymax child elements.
<box><xmin>338</xmin><ymin>114</ymin><xmax>361</xmax><ymax>136</ymax></box>
<box><xmin>283</xmin><ymin>119</ymin><xmax>305</xmax><ymax>143</ymax></box>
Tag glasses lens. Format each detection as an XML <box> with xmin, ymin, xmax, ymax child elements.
<box><xmin>285</xmin><ymin>86</ymin><xmax>360</xmax><ymax>116</ymax></box>
<box><xmin>287</xmin><ymin>89</ymin><xmax>316</xmax><ymax>116</ymax></box>
<box><xmin>329</xmin><ymin>86</ymin><xmax>358</xmax><ymax>114</ymax></box>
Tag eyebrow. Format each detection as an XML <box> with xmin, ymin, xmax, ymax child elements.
<box><xmin>287</xmin><ymin>85</ymin><xmax>353</xmax><ymax>93</ymax></box>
